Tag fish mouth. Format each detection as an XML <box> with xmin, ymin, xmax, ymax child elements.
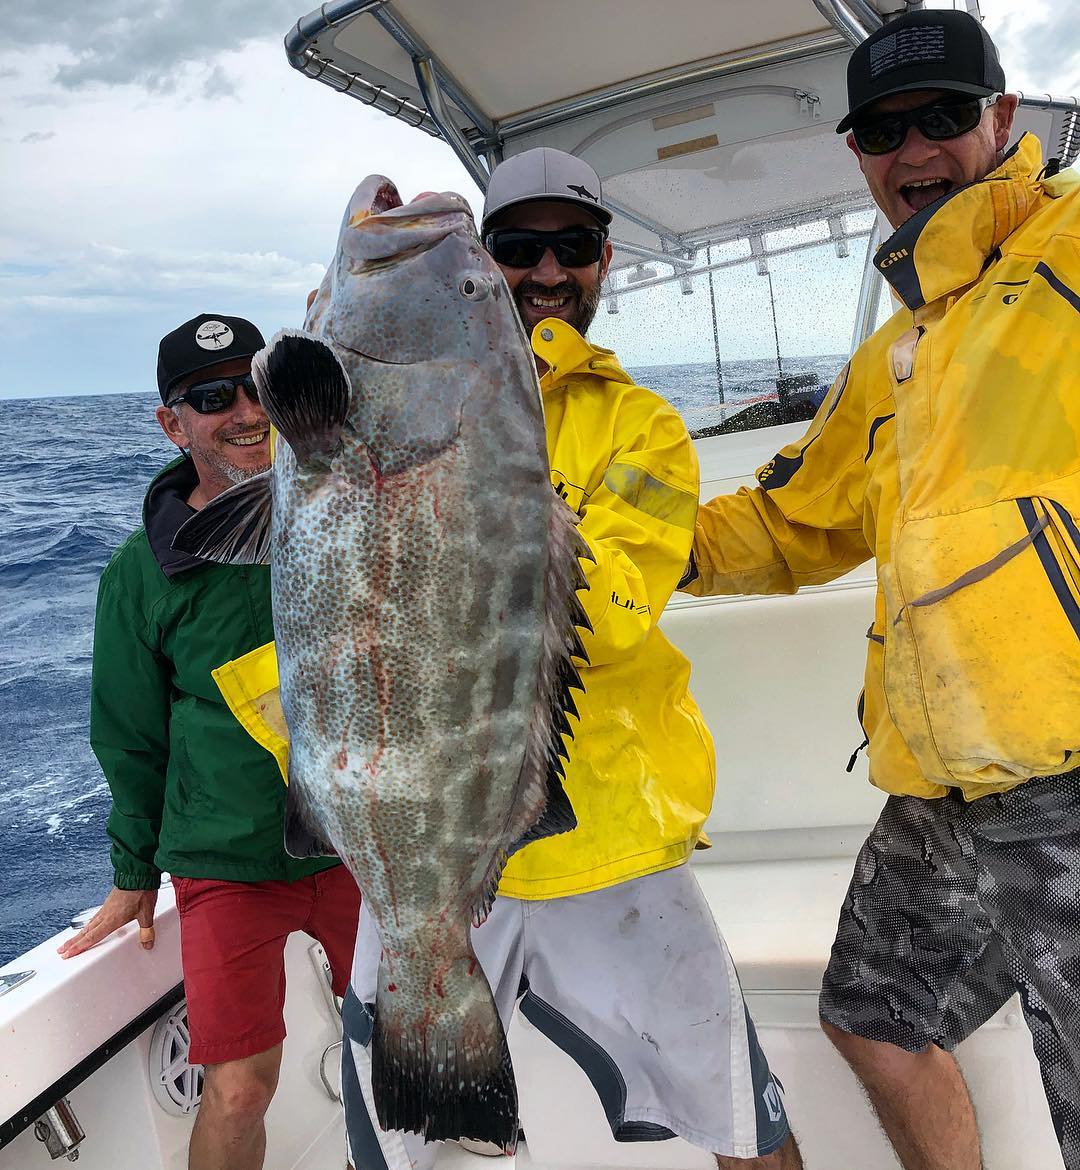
<box><xmin>371</xmin><ymin>181</ymin><xmax>402</xmax><ymax>216</ymax></box>
<box><xmin>327</xmin><ymin>335</ymin><xmax>411</xmax><ymax>366</ymax></box>
<box><xmin>347</xmin><ymin>177</ymin><xmax>404</xmax><ymax>227</ymax></box>
<box><xmin>344</xmin><ymin>182</ymin><xmax>475</xmax><ymax>266</ymax></box>
<box><xmin>348</xmin><ymin>177</ymin><xmax>471</xmax><ymax>232</ymax></box>
<box><xmin>366</xmin><ymin>191</ymin><xmax>472</xmax><ymax>224</ymax></box>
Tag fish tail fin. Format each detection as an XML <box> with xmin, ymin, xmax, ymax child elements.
<box><xmin>370</xmin><ymin>950</ymin><xmax>517</xmax><ymax>1150</ymax></box>
<box><xmin>252</xmin><ymin>329</ymin><xmax>351</xmax><ymax>464</ymax></box>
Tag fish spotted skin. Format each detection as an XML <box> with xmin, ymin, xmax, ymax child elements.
<box><xmin>257</xmin><ymin>178</ymin><xmax>586</xmax><ymax>1146</ymax></box>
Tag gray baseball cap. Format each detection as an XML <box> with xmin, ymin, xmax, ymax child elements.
<box><xmin>481</xmin><ymin>147</ymin><xmax>612</xmax><ymax>233</ymax></box>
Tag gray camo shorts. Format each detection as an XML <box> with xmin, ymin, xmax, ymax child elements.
<box><xmin>820</xmin><ymin>767</ymin><xmax>1080</xmax><ymax>1168</ymax></box>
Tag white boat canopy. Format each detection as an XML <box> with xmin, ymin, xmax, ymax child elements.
<box><xmin>284</xmin><ymin>0</ymin><xmax>1078</xmax><ymax>313</ymax></box>
<box><xmin>286</xmin><ymin>3</ymin><xmax>1078</xmax><ymax>196</ymax></box>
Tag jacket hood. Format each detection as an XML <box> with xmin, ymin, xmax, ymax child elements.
<box><xmin>874</xmin><ymin>134</ymin><xmax>1057</xmax><ymax>311</ymax></box>
<box><xmin>143</xmin><ymin>454</ymin><xmax>209</xmax><ymax>578</ymax></box>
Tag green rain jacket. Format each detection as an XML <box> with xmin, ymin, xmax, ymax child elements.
<box><xmin>91</xmin><ymin>454</ymin><xmax>339</xmax><ymax>889</ymax></box>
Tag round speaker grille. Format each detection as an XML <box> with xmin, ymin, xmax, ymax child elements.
<box><xmin>149</xmin><ymin>999</ymin><xmax>204</xmax><ymax>1116</ymax></box>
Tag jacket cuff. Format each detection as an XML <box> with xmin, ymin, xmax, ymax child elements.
<box><xmin>113</xmin><ymin>869</ymin><xmax>161</xmax><ymax>891</ymax></box>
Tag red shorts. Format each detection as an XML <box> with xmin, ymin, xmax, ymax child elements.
<box><xmin>173</xmin><ymin>866</ymin><xmax>360</xmax><ymax>1065</ymax></box>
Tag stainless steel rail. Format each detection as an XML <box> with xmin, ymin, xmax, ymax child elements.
<box><xmin>810</xmin><ymin>0</ymin><xmax>873</xmax><ymax>48</ymax></box>
<box><xmin>849</xmin><ymin>218</ymin><xmax>884</xmax><ymax>354</ymax></box>
<box><xmin>289</xmin><ymin>45</ymin><xmax>439</xmax><ymax>133</ymax></box>
<box><xmin>1017</xmin><ymin>92</ymin><xmax>1080</xmax><ymax>166</ymax></box>
<box><xmin>414</xmin><ymin>56</ymin><xmax>491</xmax><ymax>190</ymax></box>
<box><xmin>372</xmin><ymin>4</ymin><xmax>496</xmax><ymax>141</ymax></box>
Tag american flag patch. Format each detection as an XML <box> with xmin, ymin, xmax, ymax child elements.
<box><xmin>869</xmin><ymin>26</ymin><xmax>946</xmax><ymax>78</ymax></box>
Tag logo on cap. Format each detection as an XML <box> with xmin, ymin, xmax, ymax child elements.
<box><xmin>869</xmin><ymin>26</ymin><xmax>946</xmax><ymax>79</ymax></box>
<box><xmin>195</xmin><ymin>320</ymin><xmax>234</xmax><ymax>351</ymax></box>
<box><xmin>567</xmin><ymin>183</ymin><xmax>598</xmax><ymax>202</ymax></box>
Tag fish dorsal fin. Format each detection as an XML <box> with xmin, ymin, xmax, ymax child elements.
<box><xmin>470</xmin><ymin>493</ymin><xmax>592</xmax><ymax>927</ymax></box>
<box><xmin>172</xmin><ymin>471</ymin><xmax>273</xmax><ymax>565</ymax></box>
<box><xmin>252</xmin><ymin>329</ymin><xmax>351</xmax><ymax>465</ymax></box>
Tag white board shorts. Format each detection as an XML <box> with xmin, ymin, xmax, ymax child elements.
<box><xmin>340</xmin><ymin>864</ymin><xmax>790</xmax><ymax>1168</ymax></box>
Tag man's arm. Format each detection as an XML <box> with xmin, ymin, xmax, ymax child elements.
<box><xmin>687</xmin><ymin>363</ymin><xmax>873</xmax><ymax>597</ymax></box>
<box><xmin>575</xmin><ymin>403</ymin><xmax>699</xmax><ymax>667</ymax></box>
<box><xmin>60</xmin><ymin>556</ymin><xmax>171</xmax><ymax>957</ymax></box>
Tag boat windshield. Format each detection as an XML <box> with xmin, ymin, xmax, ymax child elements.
<box><xmin>590</xmin><ymin>199</ymin><xmax>893</xmax><ymax>438</ymax></box>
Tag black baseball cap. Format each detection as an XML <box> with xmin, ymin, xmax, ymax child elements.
<box><xmin>156</xmin><ymin>313</ymin><xmax>265</xmax><ymax>403</ymax></box>
<box><xmin>837</xmin><ymin>9</ymin><xmax>1006</xmax><ymax>133</ymax></box>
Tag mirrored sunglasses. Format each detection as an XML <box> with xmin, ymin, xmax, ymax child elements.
<box><xmin>484</xmin><ymin>227</ymin><xmax>608</xmax><ymax>269</ymax></box>
<box><xmin>168</xmin><ymin>373</ymin><xmax>259</xmax><ymax>414</ymax></box>
<box><xmin>851</xmin><ymin>94</ymin><xmax>1000</xmax><ymax>156</ymax></box>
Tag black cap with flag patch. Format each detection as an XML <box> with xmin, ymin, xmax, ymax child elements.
<box><xmin>157</xmin><ymin>313</ymin><xmax>266</xmax><ymax>403</ymax></box>
<box><xmin>837</xmin><ymin>9</ymin><xmax>1005</xmax><ymax>133</ymax></box>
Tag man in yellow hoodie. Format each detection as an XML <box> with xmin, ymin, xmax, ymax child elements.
<box><xmin>337</xmin><ymin>150</ymin><xmax>803</xmax><ymax>1168</ymax></box>
<box><xmin>688</xmin><ymin>10</ymin><xmax>1080</xmax><ymax>1169</ymax></box>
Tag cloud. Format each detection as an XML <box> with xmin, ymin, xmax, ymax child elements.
<box><xmin>20</xmin><ymin>130</ymin><xmax>56</xmax><ymax>144</ymax></box>
<box><xmin>18</xmin><ymin>293</ymin><xmax>146</xmax><ymax>314</ymax></box>
<box><xmin>981</xmin><ymin>0</ymin><xmax>1080</xmax><ymax>93</ymax></box>
<box><xmin>0</xmin><ymin>0</ymin><xmax>300</xmax><ymax>95</ymax></box>
<box><xmin>1</xmin><ymin>241</ymin><xmax>326</xmax><ymax>314</ymax></box>
<box><xmin>1006</xmin><ymin>10</ymin><xmax>1080</xmax><ymax>93</ymax></box>
<box><xmin>202</xmin><ymin>64</ymin><xmax>237</xmax><ymax>101</ymax></box>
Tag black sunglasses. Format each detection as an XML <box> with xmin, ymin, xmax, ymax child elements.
<box><xmin>168</xmin><ymin>373</ymin><xmax>259</xmax><ymax>414</ymax></box>
<box><xmin>851</xmin><ymin>93</ymin><xmax>1000</xmax><ymax>156</ymax></box>
<box><xmin>484</xmin><ymin>227</ymin><xmax>608</xmax><ymax>269</ymax></box>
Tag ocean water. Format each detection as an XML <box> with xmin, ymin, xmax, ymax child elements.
<box><xmin>0</xmin><ymin>355</ymin><xmax>844</xmax><ymax>966</ymax></box>
<box><xmin>0</xmin><ymin>392</ymin><xmax>175</xmax><ymax>965</ymax></box>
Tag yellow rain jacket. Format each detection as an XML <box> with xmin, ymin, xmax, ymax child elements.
<box><xmin>689</xmin><ymin>135</ymin><xmax>1080</xmax><ymax>800</ymax></box>
<box><xmin>215</xmin><ymin>318</ymin><xmax>715</xmax><ymax>898</ymax></box>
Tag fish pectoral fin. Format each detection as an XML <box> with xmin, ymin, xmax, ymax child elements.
<box><xmin>252</xmin><ymin>329</ymin><xmax>351</xmax><ymax>465</ymax></box>
<box><xmin>172</xmin><ymin>471</ymin><xmax>273</xmax><ymax>565</ymax></box>
<box><xmin>284</xmin><ymin>769</ymin><xmax>338</xmax><ymax>859</ymax></box>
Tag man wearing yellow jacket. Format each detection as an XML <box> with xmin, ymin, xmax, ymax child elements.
<box><xmin>345</xmin><ymin>150</ymin><xmax>802</xmax><ymax>1170</ymax></box>
<box><xmin>216</xmin><ymin>150</ymin><xmax>801</xmax><ymax>1168</ymax></box>
<box><xmin>687</xmin><ymin>10</ymin><xmax>1080</xmax><ymax>1170</ymax></box>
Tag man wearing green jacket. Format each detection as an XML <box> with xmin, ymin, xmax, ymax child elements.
<box><xmin>59</xmin><ymin>313</ymin><xmax>359</xmax><ymax>1170</ymax></box>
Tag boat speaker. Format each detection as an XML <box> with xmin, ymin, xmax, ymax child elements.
<box><xmin>148</xmin><ymin>999</ymin><xmax>204</xmax><ymax>1116</ymax></box>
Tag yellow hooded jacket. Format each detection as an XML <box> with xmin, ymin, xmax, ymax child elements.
<box><xmin>214</xmin><ymin>318</ymin><xmax>715</xmax><ymax>898</ymax></box>
<box><xmin>689</xmin><ymin>135</ymin><xmax>1080</xmax><ymax>800</ymax></box>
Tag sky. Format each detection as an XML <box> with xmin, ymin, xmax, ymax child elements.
<box><xmin>0</xmin><ymin>0</ymin><xmax>1077</xmax><ymax>400</ymax></box>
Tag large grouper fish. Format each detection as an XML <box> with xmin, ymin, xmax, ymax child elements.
<box><xmin>173</xmin><ymin>176</ymin><xmax>592</xmax><ymax>1149</ymax></box>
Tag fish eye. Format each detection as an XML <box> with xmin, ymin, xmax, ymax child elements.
<box><xmin>459</xmin><ymin>277</ymin><xmax>491</xmax><ymax>301</ymax></box>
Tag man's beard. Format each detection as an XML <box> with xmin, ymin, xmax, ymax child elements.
<box><xmin>513</xmin><ymin>277</ymin><xmax>602</xmax><ymax>336</ymax></box>
<box><xmin>223</xmin><ymin>462</ymin><xmax>271</xmax><ymax>485</ymax></box>
<box><xmin>191</xmin><ymin>440</ymin><xmax>270</xmax><ymax>485</ymax></box>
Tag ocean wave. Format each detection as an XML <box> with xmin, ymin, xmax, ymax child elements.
<box><xmin>0</xmin><ymin>521</ymin><xmax>123</xmax><ymax>581</ymax></box>
<box><xmin>0</xmin><ymin>659</ymin><xmax>91</xmax><ymax>695</ymax></box>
